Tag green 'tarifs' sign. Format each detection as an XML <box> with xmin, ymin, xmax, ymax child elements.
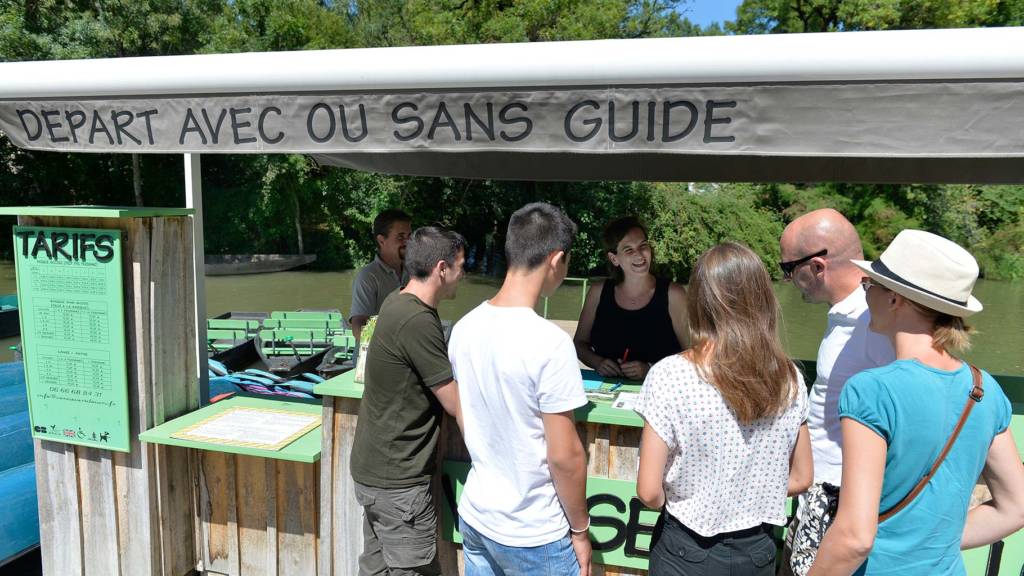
<box><xmin>14</xmin><ymin>226</ymin><xmax>130</xmax><ymax>452</ymax></box>
<box><xmin>441</xmin><ymin>460</ymin><xmax>660</xmax><ymax>571</ymax></box>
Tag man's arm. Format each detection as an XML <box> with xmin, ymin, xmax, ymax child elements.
<box><xmin>348</xmin><ymin>267</ymin><xmax>376</xmax><ymax>344</ymax></box>
<box><xmin>543</xmin><ymin>410</ymin><xmax>591</xmax><ymax>576</ymax></box>
<box><xmin>430</xmin><ymin>379</ymin><xmax>463</xmax><ymax>433</ymax></box>
<box><xmin>349</xmin><ymin>315</ymin><xmax>368</xmax><ymax>343</ymax></box>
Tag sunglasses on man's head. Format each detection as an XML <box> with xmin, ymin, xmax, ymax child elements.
<box><xmin>779</xmin><ymin>248</ymin><xmax>828</xmax><ymax>279</ymax></box>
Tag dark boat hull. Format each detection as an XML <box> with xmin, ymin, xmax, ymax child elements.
<box><xmin>0</xmin><ymin>308</ymin><xmax>19</xmax><ymax>338</ymax></box>
<box><xmin>205</xmin><ymin>254</ymin><xmax>317</xmax><ymax>276</ymax></box>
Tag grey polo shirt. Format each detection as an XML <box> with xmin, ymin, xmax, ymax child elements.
<box><xmin>349</xmin><ymin>255</ymin><xmax>407</xmax><ymax>320</ymax></box>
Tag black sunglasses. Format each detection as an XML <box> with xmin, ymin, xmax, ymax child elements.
<box><xmin>779</xmin><ymin>248</ymin><xmax>828</xmax><ymax>279</ymax></box>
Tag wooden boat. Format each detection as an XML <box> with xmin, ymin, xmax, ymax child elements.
<box><xmin>0</xmin><ymin>295</ymin><xmax>20</xmax><ymax>339</ymax></box>
<box><xmin>210</xmin><ymin>337</ymin><xmax>336</xmax><ymax>379</ymax></box>
<box><xmin>204</xmin><ymin>254</ymin><xmax>316</xmax><ymax>276</ymax></box>
<box><xmin>208</xmin><ymin>338</ymin><xmax>341</xmax><ymax>400</ymax></box>
<box><xmin>206</xmin><ymin>320</ymin><xmax>355</xmax><ymax>401</ymax></box>
<box><xmin>208</xmin><ymin>309</ymin><xmax>350</xmax><ymax>373</ymax></box>
<box><xmin>205</xmin><ymin>309</ymin><xmax>354</xmax><ymax>399</ymax></box>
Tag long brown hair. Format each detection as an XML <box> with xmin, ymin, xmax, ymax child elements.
<box><xmin>687</xmin><ymin>242</ymin><xmax>797</xmax><ymax>423</ymax></box>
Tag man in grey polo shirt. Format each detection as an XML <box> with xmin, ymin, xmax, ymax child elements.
<box><xmin>349</xmin><ymin>209</ymin><xmax>412</xmax><ymax>342</ymax></box>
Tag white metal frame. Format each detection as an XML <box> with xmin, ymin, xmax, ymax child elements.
<box><xmin>184</xmin><ymin>154</ymin><xmax>208</xmax><ymax>402</ymax></box>
<box><xmin>1</xmin><ymin>27</ymin><xmax>1023</xmax><ymax>100</ymax></box>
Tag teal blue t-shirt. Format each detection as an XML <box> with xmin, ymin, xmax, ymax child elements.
<box><xmin>839</xmin><ymin>360</ymin><xmax>1012</xmax><ymax>576</ymax></box>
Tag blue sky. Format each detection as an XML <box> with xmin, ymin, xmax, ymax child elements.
<box><xmin>680</xmin><ymin>0</ymin><xmax>743</xmax><ymax>28</ymax></box>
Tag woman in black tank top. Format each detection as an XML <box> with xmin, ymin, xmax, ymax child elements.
<box><xmin>574</xmin><ymin>217</ymin><xmax>689</xmax><ymax>380</ymax></box>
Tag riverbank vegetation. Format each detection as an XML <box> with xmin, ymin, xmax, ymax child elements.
<box><xmin>1</xmin><ymin>0</ymin><xmax>1022</xmax><ymax>279</ymax></box>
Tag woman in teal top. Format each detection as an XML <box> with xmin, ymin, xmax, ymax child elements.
<box><xmin>809</xmin><ymin>230</ymin><xmax>1024</xmax><ymax>576</ymax></box>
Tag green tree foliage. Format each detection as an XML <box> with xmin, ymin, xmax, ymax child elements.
<box><xmin>0</xmin><ymin>0</ymin><xmax>223</xmax><ymax>213</ymax></box>
<box><xmin>719</xmin><ymin>0</ymin><xmax>1024</xmax><ymax>278</ymax></box>
<box><xmin>348</xmin><ymin>0</ymin><xmax>697</xmax><ymax>46</ymax></box>
<box><xmin>728</xmin><ymin>0</ymin><xmax>1009</xmax><ymax>34</ymax></box>
<box><xmin>201</xmin><ymin>0</ymin><xmax>352</xmax><ymax>53</ymax></box>
<box><xmin>648</xmin><ymin>183</ymin><xmax>785</xmax><ymax>281</ymax></box>
<box><xmin>0</xmin><ymin>0</ymin><xmax>219</xmax><ymax>59</ymax></box>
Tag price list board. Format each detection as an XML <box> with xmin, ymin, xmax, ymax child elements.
<box><xmin>14</xmin><ymin>226</ymin><xmax>130</xmax><ymax>452</ymax></box>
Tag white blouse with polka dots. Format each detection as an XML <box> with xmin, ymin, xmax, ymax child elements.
<box><xmin>635</xmin><ymin>354</ymin><xmax>808</xmax><ymax>537</ymax></box>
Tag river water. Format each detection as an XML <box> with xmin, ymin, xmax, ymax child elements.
<box><xmin>205</xmin><ymin>269</ymin><xmax>1023</xmax><ymax>375</ymax></box>
<box><xmin>1</xmin><ymin>264</ymin><xmax>1021</xmax><ymax>375</ymax></box>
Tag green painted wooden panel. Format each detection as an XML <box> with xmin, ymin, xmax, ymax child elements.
<box><xmin>14</xmin><ymin>226</ymin><xmax>130</xmax><ymax>452</ymax></box>
<box><xmin>269</xmin><ymin>311</ymin><xmax>342</xmax><ymax>321</ymax></box>
<box><xmin>207</xmin><ymin>328</ymin><xmax>248</xmax><ymax>341</ymax></box>
<box><xmin>274</xmin><ymin>318</ymin><xmax>344</xmax><ymax>331</ymax></box>
<box><xmin>208</xmin><ymin>318</ymin><xmax>260</xmax><ymax>332</ymax></box>
<box><xmin>258</xmin><ymin>328</ymin><xmax>333</xmax><ymax>355</ymax></box>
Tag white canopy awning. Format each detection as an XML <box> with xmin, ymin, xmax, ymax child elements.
<box><xmin>2</xmin><ymin>27</ymin><xmax>1024</xmax><ymax>183</ymax></box>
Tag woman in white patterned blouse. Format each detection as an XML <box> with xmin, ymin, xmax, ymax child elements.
<box><xmin>636</xmin><ymin>242</ymin><xmax>813</xmax><ymax>576</ymax></box>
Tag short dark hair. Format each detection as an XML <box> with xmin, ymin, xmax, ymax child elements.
<box><xmin>372</xmin><ymin>209</ymin><xmax>412</xmax><ymax>239</ymax></box>
<box><xmin>404</xmin><ymin>226</ymin><xmax>467</xmax><ymax>280</ymax></box>
<box><xmin>505</xmin><ymin>202</ymin><xmax>577</xmax><ymax>270</ymax></box>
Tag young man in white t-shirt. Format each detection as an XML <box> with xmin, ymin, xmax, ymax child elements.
<box><xmin>448</xmin><ymin>202</ymin><xmax>591</xmax><ymax>576</ymax></box>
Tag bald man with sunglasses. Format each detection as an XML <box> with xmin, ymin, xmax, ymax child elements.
<box><xmin>777</xmin><ymin>209</ymin><xmax>894</xmax><ymax>576</ymax></box>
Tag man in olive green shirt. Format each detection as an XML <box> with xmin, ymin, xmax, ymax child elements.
<box><xmin>349</xmin><ymin>226</ymin><xmax>466</xmax><ymax>576</ymax></box>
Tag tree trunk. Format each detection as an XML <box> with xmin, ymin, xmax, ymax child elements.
<box><xmin>293</xmin><ymin>191</ymin><xmax>304</xmax><ymax>255</ymax></box>
<box><xmin>132</xmin><ymin>154</ymin><xmax>143</xmax><ymax>206</ymax></box>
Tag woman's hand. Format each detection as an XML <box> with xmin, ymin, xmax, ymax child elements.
<box><xmin>619</xmin><ymin>360</ymin><xmax>649</xmax><ymax>381</ymax></box>
<box><xmin>596</xmin><ymin>358</ymin><xmax>624</xmax><ymax>377</ymax></box>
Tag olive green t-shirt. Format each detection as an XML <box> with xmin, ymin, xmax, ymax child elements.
<box><xmin>349</xmin><ymin>291</ymin><xmax>453</xmax><ymax>488</ymax></box>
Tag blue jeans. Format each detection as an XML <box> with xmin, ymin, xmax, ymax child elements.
<box><xmin>460</xmin><ymin>518</ymin><xmax>579</xmax><ymax>576</ymax></box>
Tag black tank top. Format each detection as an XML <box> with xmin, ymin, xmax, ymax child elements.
<box><xmin>589</xmin><ymin>277</ymin><xmax>683</xmax><ymax>364</ymax></box>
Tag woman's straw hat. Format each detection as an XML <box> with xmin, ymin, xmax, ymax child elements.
<box><xmin>851</xmin><ymin>229</ymin><xmax>983</xmax><ymax>318</ymax></box>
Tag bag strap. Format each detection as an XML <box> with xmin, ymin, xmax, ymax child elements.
<box><xmin>879</xmin><ymin>364</ymin><xmax>984</xmax><ymax>523</ymax></box>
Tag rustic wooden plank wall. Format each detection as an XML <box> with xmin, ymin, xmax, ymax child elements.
<box><xmin>590</xmin><ymin>425</ymin><xmax>646</xmax><ymax>576</ymax></box>
<box><xmin>196</xmin><ymin>451</ymin><xmax>319</xmax><ymax>576</ymax></box>
<box><xmin>318</xmin><ymin>397</ymin><xmax>363</xmax><ymax>576</ymax></box>
<box><xmin>23</xmin><ymin>215</ymin><xmax>199</xmax><ymax>576</ymax></box>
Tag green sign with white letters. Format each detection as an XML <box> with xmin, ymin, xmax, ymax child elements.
<box><xmin>14</xmin><ymin>226</ymin><xmax>130</xmax><ymax>452</ymax></box>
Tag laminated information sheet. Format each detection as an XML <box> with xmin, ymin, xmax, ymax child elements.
<box><xmin>171</xmin><ymin>406</ymin><xmax>322</xmax><ymax>451</ymax></box>
<box><xmin>15</xmin><ymin>226</ymin><xmax>130</xmax><ymax>452</ymax></box>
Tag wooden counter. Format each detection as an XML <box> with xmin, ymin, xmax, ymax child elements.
<box><xmin>140</xmin><ymin>395</ymin><xmax>322</xmax><ymax>575</ymax></box>
<box><xmin>316</xmin><ymin>368</ymin><xmax>655</xmax><ymax>576</ymax></box>
<box><xmin>316</xmin><ymin>363</ymin><xmax>1024</xmax><ymax>576</ymax></box>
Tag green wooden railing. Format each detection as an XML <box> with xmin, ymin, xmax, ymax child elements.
<box><xmin>541</xmin><ymin>276</ymin><xmax>590</xmax><ymax>319</ymax></box>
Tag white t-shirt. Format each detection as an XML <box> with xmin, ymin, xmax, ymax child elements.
<box><xmin>808</xmin><ymin>288</ymin><xmax>894</xmax><ymax>486</ymax></box>
<box><xmin>448</xmin><ymin>302</ymin><xmax>587</xmax><ymax>547</ymax></box>
<box><xmin>636</xmin><ymin>354</ymin><xmax>808</xmax><ymax>537</ymax></box>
